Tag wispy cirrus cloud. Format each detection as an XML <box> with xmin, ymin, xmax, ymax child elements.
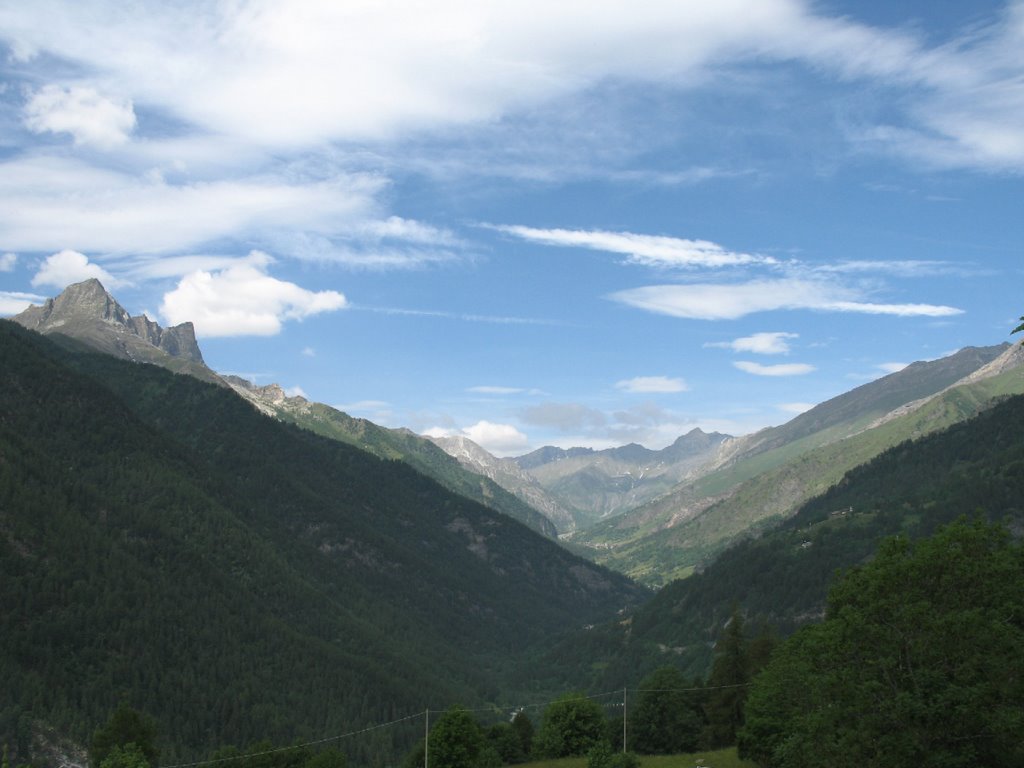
<box><xmin>706</xmin><ymin>331</ymin><xmax>798</xmax><ymax>355</ymax></box>
<box><xmin>615</xmin><ymin>376</ymin><xmax>689</xmax><ymax>393</ymax></box>
<box><xmin>734</xmin><ymin>361</ymin><xmax>816</xmax><ymax>377</ymax></box>
<box><xmin>491</xmin><ymin>224</ymin><xmax>773</xmax><ymax>268</ymax></box>
<box><xmin>610</xmin><ymin>279</ymin><xmax>963</xmax><ymax>320</ymax></box>
<box><xmin>0</xmin><ymin>290</ymin><xmax>47</xmax><ymax>316</ymax></box>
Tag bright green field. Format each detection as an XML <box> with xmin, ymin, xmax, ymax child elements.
<box><xmin>520</xmin><ymin>748</ymin><xmax>755</xmax><ymax>768</ymax></box>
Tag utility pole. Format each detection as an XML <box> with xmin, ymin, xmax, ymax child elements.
<box><xmin>424</xmin><ymin>708</ymin><xmax>429</xmax><ymax>768</ymax></box>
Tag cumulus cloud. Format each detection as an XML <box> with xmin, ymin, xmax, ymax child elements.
<box><xmin>31</xmin><ymin>250</ymin><xmax>124</xmax><ymax>290</ymax></box>
<box><xmin>734</xmin><ymin>361</ymin><xmax>816</xmax><ymax>377</ymax></box>
<box><xmin>23</xmin><ymin>85</ymin><xmax>136</xmax><ymax>148</ymax></box>
<box><xmin>609</xmin><ymin>279</ymin><xmax>963</xmax><ymax>320</ymax></box>
<box><xmin>0</xmin><ymin>290</ymin><xmax>47</xmax><ymax>316</ymax></box>
<box><xmin>707</xmin><ymin>331</ymin><xmax>798</xmax><ymax>355</ymax></box>
<box><xmin>492</xmin><ymin>225</ymin><xmax>772</xmax><ymax>268</ymax></box>
<box><xmin>615</xmin><ymin>376</ymin><xmax>689</xmax><ymax>393</ymax></box>
<box><xmin>0</xmin><ymin>253</ymin><xmax>16</xmax><ymax>272</ymax></box>
<box><xmin>426</xmin><ymin>420</ymin><xmax>530</xmax><ymax>455</ymax></box>
<box><xmin>159</xmin><ymin>252</ymin><xmax>347</xmax><ymax>337</ymax></box>
<box><xmin>462</xmin><ymin>421</ymin><xmax>530</xmax><ymax>454</ymax></box>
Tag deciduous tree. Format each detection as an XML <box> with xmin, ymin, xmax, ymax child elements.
<box><xmin>535</xmin><ymin>694</ymin><xmax>607</xmax><ymax>758</ymax></box>
<box><xmin>739</xmin><ymin>519</ymin><xmax>1024</xmax><ymax>768</ymax></box>
<box><xmin>628</xmin><ymin>667</ymin><xmax>701</xmax><ymax>754</ymax></box>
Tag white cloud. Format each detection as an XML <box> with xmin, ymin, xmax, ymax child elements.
<box><xmin>0</xmin><ymin>253</ymin><xmax>16</xmax><ymax>272</ymax></box>
<box><xmin>0</xmin><ymin>156</ymin><xmax>386</xmax><ymax>259</ymax></box>
<box><xmin>1</xmin><ymin>0</ymin><xmax>1021</xmax><ymax>172</ymax></box>
<box><xmin>876</xmin><ymin>362</ymin><xmax>909</xmax><ymax>374</ymax></box>
<box><xmin>468</xmin><ymin>386</ymin><xmax>526</xmax><ymax>395</ymax></box>
<box><xmin>301</xmin><ymin>347</ymin><xmax>316</xmax><ymax>357</ymax></box>
<box><xmin>427</xmin><ymin>420</ymin><xmax>531</xmax><ymax>455</ymax></box>
<box><xmin>284</xmin><ymin>385</ymin><xmax>308</xmax><ymax>398</ymax></box>
<box><xmin>461</xmin><ymin>420</ymin><xmax>530</xmax><ymax>454</ymax></box>
<box><xmin>0</xmin><ymin>290</ymin><xmax>47</xmax><ymax>316</ymax></box>
<box><xmin>493</xmin><ymin>225</ymin><xmax>772</xmax><ymax>268</ymax></box>
<box><xmin>609</xmin><ymin>279</ymin><xmax>963</xmax><ymax>320</ymax></box>
<box><xmin>734</xmin><ymin>361</ymin><xmax>816</xmax><ymax>377</ymax></box>
<box><xmin>23</xmin><ymin>84</ymin><xmax>136</xmax><ymax>148</ymax></box>
<box><xmin>707</xmin><ymin>331</ymin><xmax>798</xmax><ymax>355</ymax></box>
<box><xmin>159</xmin><ymin>252</ymin><xmax>347</xmax><ymax>337</ymax></box>
<box><xmin>31</xmin><ymin>250</ymin><xmax>124</xmax><ymax>290</ymax></box>
<box><xmin>615</xmin><ymin>375</ymin><xmax>689</xmax><ymax>393</ymax></box>
<box><xmin>777</xmin><ymin>402</ymin><xmax>815</xmax><ymax>414</ymax></box>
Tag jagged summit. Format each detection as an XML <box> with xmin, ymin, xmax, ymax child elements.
<box><xmin>12</xmin><ymin>279</ymin><xmax>210</xmax><ymax>375</ymax></box>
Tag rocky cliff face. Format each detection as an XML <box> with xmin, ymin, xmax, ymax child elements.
<box><xmin>12</xmin><ymin>279</ymin><xmax>213</xmax><ymax>378</ymax></box>
<box><xmin>428</xmin><ymin>434</ymin><xmax>578</xmax><ymax>532</ymax></box>
<box><xmin>15</xmin><ymin>278</ymin><xmax>132</xmax><ymax>329</ymax></box>
<box><xmin>128</xmin><ymin>313</ymin><xmax>204</xmax><ymax>364</ymax></box>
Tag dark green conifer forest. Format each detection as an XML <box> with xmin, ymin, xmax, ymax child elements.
<box><xmin>0</xmin><ymin>322</ymin><xmax>644</xmax><ymax>766</ymax></box>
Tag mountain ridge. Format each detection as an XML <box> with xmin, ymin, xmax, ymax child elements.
<box><xmin>12</xmin><ymin>280</ymin><xmax>558</xmax><ymax>538</ymax></box>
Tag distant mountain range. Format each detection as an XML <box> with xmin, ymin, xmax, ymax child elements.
<box><xmin>426</xmin><ymin>339</ymin><xmax>1021</xmax><ymax>585</ymax></box>
<box><xmin>572</xmin><ymin>342</ymin><xmax>1023</xmax><ymax>584</ymax></box>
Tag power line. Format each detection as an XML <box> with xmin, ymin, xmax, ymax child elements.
<box><xmin>160</xmin><ymin>682</ymin><xmax>752</xmax><ymax>768</ymax></box>
<box><xmin>161</xmin><ymin>713</ymin><xmax>423</xmax><ymax>768</ymax></box>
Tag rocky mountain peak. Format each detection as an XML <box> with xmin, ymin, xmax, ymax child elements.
<box><xmin>12</xmin><ymin>279</ymin><xmax>206</xmax><ymax>367</ymax></box>
<box><xmin>15</xmin><ymin>278</ymin><xmax>130</xmax><ymax>329</ymax></box>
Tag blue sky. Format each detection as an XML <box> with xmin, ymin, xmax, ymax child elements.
<box><xmin>1</xmin><ymin>0</ymin><xmax>1022</xmax><ymax>455</ymax></box>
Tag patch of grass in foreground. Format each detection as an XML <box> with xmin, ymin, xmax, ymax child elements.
<box><xmin>521</xmin><ymin>747</ymin><xmax>755</xmax><ymax>768</ymax></box>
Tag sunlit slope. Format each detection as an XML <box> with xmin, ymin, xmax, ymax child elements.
<box><xmin>575</xmin><ymin>344</ymin><xmax>1022</xmax><ymax>585</ymax></box>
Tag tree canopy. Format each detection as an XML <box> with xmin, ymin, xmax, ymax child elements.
<box><xmin>627</xmin><ymin>667</ymin><xmax>701</xmax><ymax>754</ymax></box>
<box><xmin>739</xmin><ymin>519</ymin><xmax>1024</xmax><ymax>768</ymax></box>
<box><xmin>535</xmin><ymin>694</ymin><xmax>608</xmax><ymax>758</ymax></box>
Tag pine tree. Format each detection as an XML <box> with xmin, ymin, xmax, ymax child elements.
<box><xmin>702</xmin><ymin>608</ymin><xmax>749</xmax><ymax>748</ymax></box>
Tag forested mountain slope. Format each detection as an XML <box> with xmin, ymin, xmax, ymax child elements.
<box><xmin>0</xmin><ymin>322</ymin><xmax>645</xmax><ymax>766</ymax></box>
<box><xmin>12</xmin><ymin>280</ymin><xmax>557</xmax><ymax>538</ymax></box>
<box><xmin>536</xmin><ymin>391</ymin><xmax>1024</xmax><ymax>687</ymax></box>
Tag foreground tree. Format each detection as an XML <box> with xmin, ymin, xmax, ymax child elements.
<box><xmin>427</xmin><ymin>706</ymin><xmax>498</xmax><ymax>768</ymax></box>
<box><xmin>739</xmin><ymin>519</ymin><xmax>1024</xmax><ymax>768</ymax></box>
<box><xmin>535</xmin><ymin>694</ymin><xmax>607</xmax><ymax>758</ymax></box>
<box><xmin>628</xmin><ymin>667</ymin><xmax>701</xmax><ymax>754</ymax></box>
